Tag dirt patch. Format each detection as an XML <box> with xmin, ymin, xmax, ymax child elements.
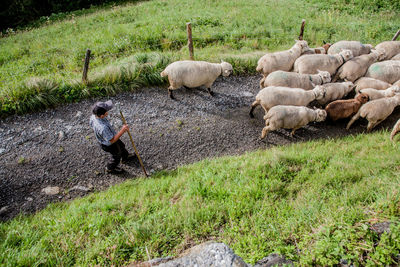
<box><xmin>1</xmin><ymin>75</ymin><xmax>399</xmax><ymax>221</ymax></box>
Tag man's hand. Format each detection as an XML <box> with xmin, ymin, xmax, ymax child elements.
<box><xmin>122</xmin><ymin>124</ymin><xmax>129</xmax><ymax>133</ymax></box>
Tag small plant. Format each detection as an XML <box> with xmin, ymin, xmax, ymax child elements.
<box><xmin>17</xmin><ymin>156</ymin><xmax>25</xmax><ymax>164</ymax></box>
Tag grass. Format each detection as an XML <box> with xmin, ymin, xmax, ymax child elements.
<box><xmin>1</xmin><ymin>0</ymin><xmax>399</xmax><ymax>116</ymax></box>
<box><xmin>1</xmin><ymin>131</ymin><xmax>400</xmax><ymax>266</ymax></box>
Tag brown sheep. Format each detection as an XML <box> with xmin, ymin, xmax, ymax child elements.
<box><xmin>325</xmin><ymin>93</ymin><xmax>369</xmax><ymax>121</ymax></box>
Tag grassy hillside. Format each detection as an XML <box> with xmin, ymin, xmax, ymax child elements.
<box><xmin>1</xmin><ymin>131</ymin><xmax>400</xmax><ymax>266</ymax></box>
<box><xmin>0</xmin><ymin>0</ymin><xmax>399</xmax><ymax>116</ymax></box>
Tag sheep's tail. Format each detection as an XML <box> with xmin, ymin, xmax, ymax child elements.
<box><xmin>390</xmin><ymin>119</ymin><xmax>400</xmax><ymax>141</ymax></box>
<box><xmin>160</xmin><ymin>70</ymin><xmax>167</xmax><ymax>77</ymax></box>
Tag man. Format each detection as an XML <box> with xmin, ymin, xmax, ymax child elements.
<box><xmin>89</xmin><ymin>100</ymin><xmax>137</xmax><ymax>174</ymax></box>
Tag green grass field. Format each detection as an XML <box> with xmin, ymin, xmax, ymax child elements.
<box><xmin>1</xmin><ymin>132</ymin><xmax>400</xmax><ymax>266</ymax></box>
<box><xmin>0</xmin><ymin>0</ymin><xmax>399</xmax><ymax>116</ymax></box>
<box><xmin>2</xmin><ymin>1</ymin><xmax>400</xmax><ymax>265</ymax></box>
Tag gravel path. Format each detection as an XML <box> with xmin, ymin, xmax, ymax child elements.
<box><xmin>1</xmin><ymin>75</ymin><xmax>399</xmax><ymax>221</ymax></box>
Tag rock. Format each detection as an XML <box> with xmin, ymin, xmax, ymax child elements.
<box><xmin>242</xmin><ymin>91</ymin><xmax>254</xmax><ymax>97</ymax></box>
<box><xmin>0</xmin><ymin>206</ymin><xmax>9</xmax><ymax>216</ymax></box>
<box><xmin>26</xmin><ymin>197</ymin><xmax>33</xmax><ymax>201</ymax></box>
<box><xmin>41</xmin><ymin>186</ymin><xmax>60</xmax><ymax>195</ymax></box>
<box><xmin>370</xmin><ymin>222</ymin><xmax>391</xmax><ymax>235</ymax></box>
<box><xmin>65</xmin><ymin>125</ymin><xmax>73</xmax><ymax>132</ymax></box>
<box><xmin>58</xmin><ymin>131</ymin><xmax>65</xmax><ymax>141</ymax></box>
<box><xmin>34</xmin><ymin>126</ymin><xmax>43</xmax><ymax>133</ymax></box>
<box><xmin>75</xmin><ymin>111</ymin><xmax>83</xmax><ymax>118</ymax></box>
<box><xmin>142</xmin><ymin>242</ymin><xmax>249</xmax><ymax>267</ymax></box>
<box><xmin>253</xmin><ymin>254</ymin><xmax>294</xmax><ymax>267</ymax></box>
<box><xmin>70</xmin><ymin>185</ymin><xmax>90</xmax><ymax>192</ymax></box>
<box><xmin>0</xmin><ymin>148</ymin><xmax>5</xmax><ymax>154</ymax></box>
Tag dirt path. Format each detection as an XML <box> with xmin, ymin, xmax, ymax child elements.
<box><xmin>1</xmin><ymin>75</ymin><xmax>399</xmax><ymax>221</ymax></box>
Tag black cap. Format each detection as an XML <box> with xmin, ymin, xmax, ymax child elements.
<box><xmin>92</xmin><ymin>100</ymin><xmax>113</xmax><ymax>116</ymax></box>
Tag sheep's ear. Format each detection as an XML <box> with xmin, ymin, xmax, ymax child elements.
<box><xmin>311</xmin><ymin>82</ymin><xmax>316</xmax><ymax>88</ymax></box>
<box><xmin>220</xmin><ymin>59</ymin><xmax>226</xmax><ymax>63</ymax></box>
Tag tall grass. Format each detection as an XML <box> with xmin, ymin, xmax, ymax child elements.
<box><xmin>0</xmin><ymin>0</ymin><xmax>399</xmax><ymax>116</ymax></box>
<box><xmin>1</xmin><ymin>132</ymin><xmax>400</xmax><ymax>265</ymax></box>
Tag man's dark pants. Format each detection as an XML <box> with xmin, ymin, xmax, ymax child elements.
<box><xmin>101</xmin><ymin>140</ymin><xmax>129</xmax><ymax>170</ymax></box>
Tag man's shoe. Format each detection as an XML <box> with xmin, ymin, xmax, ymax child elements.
<box><xmin>121</xmin><ymin>154</ymin><xmax>138</xmax><ymax>164</ymax></box>
<box><xmin>106</xmin><ymin>167</ymin><xmax>125</xmax><ymax>174</ymax></box>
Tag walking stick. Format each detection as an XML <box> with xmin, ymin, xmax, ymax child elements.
<box><xmin>119</xmin><ymin>111</ymin><xmax>148</xmax><ymax>177</ymax></box>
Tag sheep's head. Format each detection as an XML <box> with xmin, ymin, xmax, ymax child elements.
<box><xmin>343</xmin><ymin>81</ymin><xmax>355</xmax><ymax>90</ymax></box>
<box><xmin>372</xmin><ymin>49</ymin><xmax>386</xmax><ymax>61</ymax></box>
<box><xmin>339</xmin><ymin>49</ymin><xmax>354</xmax><ymax>61</ymax></box>
<box><xmin>220</xmin><ymin>60</ymin><xmax>233</xmax><ymax>77</ymax></box>
<box><xmin>365</xmin><ymin>44</ymin><xmax>374</xmax><ymax>51</ymax></box>
<box><xmin>317</xmin><ymin>70</ymin><xmax>331</xmax><ymax>83</ymax></box>
<box><xmin>313</xmin><ymin>85</ymin><xmax>326</xmax><ymax>100</ymax></box>
<box><xmin>315</xmin><ymin>109</ymin><xmax>327</xmax><ymax>122</ymax></box>
<box><xmin>322</xmin><ymin>42</ymin><xmax>331</xmax><ymax>53</ymax></box>
<box><xmin>356</xmin><ymin>93</ymin><xmax>369</xmax><ymax>104</ymax></box>
<box><xmin>391</xmin><ymin>85</ymin><xmax>400</xmax><ymax>94</ymax></box>
<box><xmin>295</xmin><ymin>40</ymin><xmax>309</xmax><ymax>52</ymax></box>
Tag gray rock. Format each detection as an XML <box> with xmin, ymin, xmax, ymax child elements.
<box><xmin>75</xmin><ymin>111</ymin><xmax>83</xmax><ymax>118</ymax></box>
<box><xmin>370</xmin><ymin>222</ymin><xmax>391</xmax><ymax>235</ymax></box>
<box><xmin>41</xmin><ymin>186</ymin><xmax>60</xmax><ymax>195</ymax></box>
<box><xmin>0</xmin><ymin>206</ymin><xmax>9</xmax><ymax>216</ymax></box>
<box><xmin>0</xmin><ymin>148</ymin><xmax>5</xmax><ymax>154</ymax></box>
<box><xmin>242</xmin><ymin>91</ymin><xmax>254</xmax><ymax>97</ymax></box>
<box><xmin>26</xmin><ymin>197</ymin><xmax>33</xmax><ymax>201</ymax></box>
<box><xmin>70</xmin><ymin>185</ymin><xmax>91</xmax><ymax>192</ymax></box>
<box><xmin>58</xmin><ymin>131</ymin><xmax>65</xmax><ymax>141</ymax></box>
<box><xmin>253</xmin><ymin>254</ymin><xmax>293</xmax><ymax>267</ymax></box>
<box><xmin>157</xmin><ymin>242</ymin><xmax>249</xmax><ymax>267</ymax></box>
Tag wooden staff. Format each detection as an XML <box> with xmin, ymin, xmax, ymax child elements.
<box><xmin>392</xmin><ymin>29</ymin><xmax>400</xmax><ymax>41</ymax></box>
<box><xmin>187</xmin><ymin>22</ymin><xmax>194</xmax><ymax>60</ymax></box>
<box><xmin>119</xmin><ymin>111</ymin><xmax>148</xmax><ymax>177</ymax></box>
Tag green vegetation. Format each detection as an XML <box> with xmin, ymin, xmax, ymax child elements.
<box><xmin>1</xmin><ymin>131</ymin><xmax>400</xmax><ymax>265</ymax></box>
<box><xmin>1</xmin><ymin>0</ymin><xmax>399</xmax><ymax>116</ymax></box>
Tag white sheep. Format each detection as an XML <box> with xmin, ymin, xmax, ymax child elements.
<box><xmin>256</xmin><ymin>40</ymin><xmax>309</xmax><ymax>88</ymax></box>
<box><xmin>357</xmin><ymin>85</ymin><xmax>400</xmax><ymax>101</ymax></box>
<box><xmin>391</xmin><ymin>54</ymin><xmax>400</xmax><ymax>61</ymax></box>
<box><xmin>346</xmin><ymin>94</ymin><xmax>400</xmax><ymax>132</ymax></box>
<box><xmin>375</xmin><ymin>41</ymin><xmax>400</xmax><ymax>60</ymax></box>
<box><xmin>261</xmin><ymin>105</ymin><xmax>327</xmax><ymax>138</ymax></box>
<box><xmin>328</xmin><ymin>40</ymin><xmax>373</xmax><ymax>57</ymax></box>
<box><xmin>293</xmin><ymin>49</ymin><xmax>353</xmax><ymax>75</ymax></box>
<box><xmin>333</xmin><ymin>49</ymin><xmax>385</xmax><ymax>82</ymax></box>
<box><xmin>262</xmin><ymin>70</ymin><xmax>331</xmax><ymax>90</ymax></box>
<box><xmin>390</xmin><ymin>118</ymin><xmax>400</xmax><ymax>141</ymax></box>
<box><xmin>249</xmin><ymin>86</ymin><xmax>326</xmax><ymax>117</ymax></box>
<box><xmin>316</xmin><ymin>82</ymin><xmax>355</xmax><ymax>105</ymax></box>
<box><xmin>160</xmin><ymin>60</ymin><xmax>233</xmax><ymax>99</ymax></box>
<box><xmin>364</xmin><ymin>60</ymin><xmax>400</xmax><ymax>84</ymax></box>
<box><xmin>354</xmin><ymin>77</ymin><xmax>392</xmax><ymax>93</ymax></box>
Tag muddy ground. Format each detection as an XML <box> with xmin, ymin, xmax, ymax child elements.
<box><xmin>1</xmin><ymin>75</ymin><xmax>399</xmax><ymax>221</ymax></box>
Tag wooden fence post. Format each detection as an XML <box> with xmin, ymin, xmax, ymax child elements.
<box><xmin>298</xmin><ymin>19</ymin><xmax>306</xmax><ymax>40</ymax></box>
<box><xmin>392</xmin><ymin>29</ymin><xmax>400</xmax><ymax>41</ymax></box>
<box><xmin>82</xmin><ymin>49</ymin><xmax>91</xmax><ymax>84</ymax></box>
<box><xmin>186</xmin><ymin>22</ymin><xmax>194</xmax><ymax>60</ymax></box>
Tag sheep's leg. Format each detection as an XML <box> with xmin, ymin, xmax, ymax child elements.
<box><xmin>259</xmin><ymin>76</ymin><xmax>266</xmax><ymax>89</ymax></box>
<box><xmin>346</xmin><ymin>111</ymin><xmax>361</xmax><ymax>130</ymax></box>
<box><xmin>261</xmin><ymin>127</ymin><xmax>271</xmax><ymax>139</ymax></box>
<box><xmin>168</xmin><ymin>89</ymin><xmax>175</xmax><ymax>99</ymax></box>
<box><xmin>207</xmin><ymin>87</ymin><xmax>214</xmax><ymax>96</ymax></box>
<box><xmin>367</xmin><ymin>119</ymin><xmax>383</xmax><ymax>132</ymax></box>
<box><xmin>390</xmin><ymin>120</ymin><xmax>400</xmax><ymax>141</ymax></box>
<box><xmin>290</xmin><ymin>127</ymin><xmax>300</xmax><ymax>137</ymax></box>
<box><xmin>249</xmin><ymin>100</ymin><xmax>260</xmax><ymax>118</ymax></box>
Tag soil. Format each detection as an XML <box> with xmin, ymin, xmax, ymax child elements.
<box><xmin>1</xmin><ymin>75</ymin><xmax>399</xmax><ymax>221</ymax></box>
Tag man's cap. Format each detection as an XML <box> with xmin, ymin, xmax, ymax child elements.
<box><xmin>92</xmin><ymin>100</ymin><xmax>114</xmax><ymax>115</ymax></box>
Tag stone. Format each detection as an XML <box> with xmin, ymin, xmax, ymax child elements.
<box><xmin>75</xmin><ymin>111</ymin><xmax>83</xmax><ymax>118</ymax></box>
<box><xmin>242</xmin><ymin>91</ymin><xmax>254</xmax><ymax>97</ymax></box>
<box><xmin>26</xmin><ymin>197</ymin><xmax>33</xmax><ymax>201</ymax></box>
<box><xmin>253</xmin><ymin>254</ymin><xmax>294</xmax><ymax>267</ymax></box>
<box><xmin>144</xmin><ymin>242</ymin><xmax>249</xmax><ymax>267</ymax></box>
<box><xmin>70</xmin><ymin>185</ymin><xmax>90</xmax><ymax>192</ymax></box>
<box><xmin>58</xmin><ymin>131</ymin><xmax>65</xmax><ymax>141</ymax></box>
<box><xmin>41</xmin><ymin>186</ymin><xmax>60</xmax><ymax>195</ymax></box>
<box><xmin>370</xmin><ymin>221</ymin><xmax>391</xmax><ymax>235</ymax></box>
<box><xmin>0</xmin><ymin>206</ymin><xmax>9</xmax><ymax>216</ymax></box>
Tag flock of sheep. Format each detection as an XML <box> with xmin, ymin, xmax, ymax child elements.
<box><xmin>160</xmin><ymin>39</ymin><xmax>400</xmax><ymax>140</ymax></box>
